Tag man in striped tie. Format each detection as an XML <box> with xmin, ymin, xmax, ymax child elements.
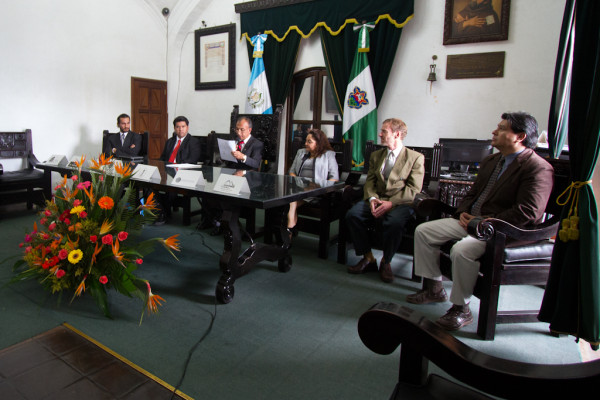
<box><xmin>406</xmin><ymin>112</ymin><xmax>554</xmax><ymax>331</ymax></box>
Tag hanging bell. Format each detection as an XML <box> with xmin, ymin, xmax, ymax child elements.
<box><xmin>427</xmin><ymin>55</ymin><xmax>437</xmax><ymax>82</ymax></box>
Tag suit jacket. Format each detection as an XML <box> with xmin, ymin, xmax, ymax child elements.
<box><xmin>456</xmin><ymin>148</ymin><xmax>554</xmax><ymax>227</ymax></box>
<box><xmin>160</xmin><ymin>133</ymin><xmax>201</xmax><ymax>164</ymax></box>
<box><xmin>363</xmin><ymin>146</ymin><xmax>425</xmax><ymax>206</ymax></box>
<box><xmin>104</xmin><ymin>131</ymin><xmax>142</xmax><ymax>157</ymax></box>
<box><xmin>225</xmin><ymin>135</ymin><xmax>263</xmax><ymax>171</ymax></box>
<box><xmin>288</xmin><ymin>149</ymin><xmax>339</xmax><ymax>184</ymax></box>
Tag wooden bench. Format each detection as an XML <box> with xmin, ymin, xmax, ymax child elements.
<box><xmin>0</xmin><ymin>129</ymin><xmax>51</xmax><ymax>210</ymax></box>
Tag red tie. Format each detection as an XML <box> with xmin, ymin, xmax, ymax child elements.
<box><xmin>237</xmin><ymin>140</ymin><xmax>244</xmax><ymax>152</ymax></box>
<box><xmin>169</xmin><ymin>139</ymin><xmax>181</xmax><ymax>163</ymax></box>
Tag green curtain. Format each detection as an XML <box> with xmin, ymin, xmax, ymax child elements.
<box><xmin>245</xmin><ymin>31</ymin><xmax>301</xmax><ymax>107</ymax></box>
<box><xmin>320</xmin><ymin>18</ymin><xmax>405</xmax><ymax>114</ymax></box>
<box><xmin>539</xmin><ymin>0</ymin><xmax>600</xmax><ymax>349</ymax></box>
<box><xmin>547</xmin><ymin>0</ymin><xmax>575</xmax><ymax>158</ymax></box>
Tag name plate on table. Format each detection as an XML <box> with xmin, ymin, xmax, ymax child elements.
<box><xmin>44</xmin><ymin>155</ymin><xmax>68</xmax><ymax>166</ymax></box>
<box><xmin>213</xmin><ymin>174</ymin><xmax>250</xmax><ymax>195</ymax></box>
<box><xmin>131</xmin><ymin>164</ymin><xmax>160</xmax><ymax>181</ymax></box>
<box><xmin>170</xmin><ymin>170</ymin><xmax>205</xmax><ymax>188</ymax></box>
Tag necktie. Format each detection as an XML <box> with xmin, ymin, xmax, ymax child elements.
<box><xmin>169</xmin><ymin>139</ymin><xmax>181</xmax><ymax>163</ymax></box>
<box><xmin>237</xmin><ymin>140</ymin><xmax>244</xmax><ymax>152</ymax></box>
<box><xmin>121</xmin><ymin>133</ymin><xmax>126</xmax><ymax>145</ymax></box>
<box><xmin>382</xmin><ymin>151</ymin><xmax>394</xmax><ymax>181</ymax></box>
<box><xmin>471</xmin><ymin>157</ymin><xmax>505</xmax><ymax>216</ymax></box>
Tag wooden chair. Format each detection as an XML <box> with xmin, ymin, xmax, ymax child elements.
<box><xmin>358</xmin><ymin>302</ymin><xmax>600</xmax><ymax>399</ymax></box>
<box><xmin>0</xmin><ymin>129</ymin><xmax>50</xmax><ymax>210</ymax></box>
<box><xmin>415</xmin><ymin>158</ymin><xmax>571</xmax><ymax>340</ymax></box>
<box><xmin>337</xmin><ymin>142</ymin><xmax>442</xmax><ymax>269</ymax></box>
<box><xmin>286</xmin><ymin>137</ymin><xmax>353</xmax><ymax>259</ymax></box>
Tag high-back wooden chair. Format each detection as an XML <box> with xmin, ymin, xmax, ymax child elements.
<box><xmin>0</xmin><ymin>129</ymin><xmax>50</xmax><ymax>210</ymax></box>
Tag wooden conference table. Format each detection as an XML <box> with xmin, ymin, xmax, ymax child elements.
<box><xmin>37</xmin><ymin>159</ymin><xmax>344</xmax><ymax>304</ymax></box>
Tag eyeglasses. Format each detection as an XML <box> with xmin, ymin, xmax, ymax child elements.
<box><xmin>235</xmin><ymin>128</ymin><xmax>247</xmax><ymax>133</ymax></box>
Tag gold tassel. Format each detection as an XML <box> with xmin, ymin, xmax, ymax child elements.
<box><xmin>556</xmin><ymin>180</ymin><xmax>591</xmax><ymax>242</ymax></box>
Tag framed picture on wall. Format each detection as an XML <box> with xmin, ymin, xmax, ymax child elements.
<box><xmin>443</xmin><ymin>0</ymin><xmax>510</xmax><ymax>45</ymax></box>
<box><xmin>195</xmin><ymin>23</ymin><xmax>236</xmax><ymax>90</ymax></box>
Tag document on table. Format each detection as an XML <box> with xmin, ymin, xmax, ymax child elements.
<box><xmin>165</xmin><ymin>163</ymin><xmax>203</xmax><ymax>169</ymax></box>
<box><xmin>218</xmin><ymin>138</ymin><xmax>237</xmax><ymax>162</ymax></box>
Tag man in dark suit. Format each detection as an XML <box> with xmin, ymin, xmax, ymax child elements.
<box><xmin>346</xmin><ymin>118</ymin><xmax>425</xmax><ymax>283</ymax></box>
<box><xmin>160</xmin><ymin>116</ymin><xmax>201</xmax><ymax>164</ymax></box>
<box><xmin>225</xmin><ymin>116</ymin><xmax>263</xmax><ymax>170</ymax></box>
<box><xmin>200</xmin><ymin>116</ymin><xmax>264</xmax><ymax>235</ymax></box>
<box><xmin>406</xmin><ymin>112</ymin><xmax>554</xmax><ymax>331</ymax></box>
<box><xmin>154</xmin><ymin>116</ymin><xmax>200</xmax><ymax>224</ymax></box>
<box><xmin>104</xmin><ymin>113</ymin><xmax>142</xmax><ymax>158</ymax></box>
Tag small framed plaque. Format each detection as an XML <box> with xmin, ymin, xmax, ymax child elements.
<box><xmin>446</xmin><ymin>51</ymin><xmax>505</xmax><ymax>80</ymax></box>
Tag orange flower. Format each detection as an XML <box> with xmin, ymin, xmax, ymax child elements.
<box><xmin>90</xmin><ymin>242</ymin><xmax>102</xmax><ymax>266</ymax></box>
<box><xmin>140</xmin><ymin>191</ymin><xmax>158</xmax><ymax>212</ymax></box>
<box><xmin>114</xmin><ymin>161</ymin><xmax>133</xmax><ymax>177</ymax></box>
<box><xmin>145</xmin><ymin>281</ymin><xmax>165</xmax><ymax>314</ymax></box>
<box><xmin>111</xmin><ymin>238</ymin><xmax>125</xmax><ymax>266</ymax></box>
<box><xmin>98</xmin><ymin>196</ymin><xmax>114</xmax><ymax>210</ymax></box>
<box><xmin>162</xmin><ymin>235</ymin><xmax>181</xmax><ymax>261</ymax></box>
<box><xmin>99</xmin><ymin>219</ymin><xmax>113</xmax><ymax>235</ymax></box>
<box><xmin>73</xmin><ymin>275</ymin><xmax>87</xmax><ymax>298</ymax></box>
<box><xmin>90</xmin><ymin>154</ymin><xmax>113</xmax><ymax>169</ymax></box>
<box><xmin>74</xmin><ymin>155</ymin><xmax>86</xmax><ymax>170</ymax></box>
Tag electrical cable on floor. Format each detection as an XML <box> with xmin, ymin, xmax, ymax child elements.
<box><xmin>169</xmin><ymin>230</ymin><xmax>220</xmax><ymax>399</ymax></box>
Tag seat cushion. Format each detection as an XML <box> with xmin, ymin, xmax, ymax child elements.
<box><xmin>504</xmin><ymin>240</ymin><xmax>554</xmax><ymax>263</ymax></box>
<box><xmin>0</xmin><ymin>168</ymin><xmax>45</xmax><ymax>188</ymax></box>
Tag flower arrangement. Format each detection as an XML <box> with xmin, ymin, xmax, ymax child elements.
<box><xmin>12</xmin><ymin>154</ymin><xmax>180</xmax><ymax>321</ymax></box>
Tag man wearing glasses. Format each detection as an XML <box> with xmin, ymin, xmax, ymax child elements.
<box><xmin>226</xmin><ymin>116</ymin><xmax>263</xmax><ymax>170</ymax></box>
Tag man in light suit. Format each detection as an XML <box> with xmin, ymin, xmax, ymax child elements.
<box><xmin>160</xmin><ymin>116</ymin><xmax>201</xmax><ymax>164</ymax></box>
<box><xmin>346</xmin><ymin>118</ymin><xmax>425</xmax><ymax>283</ymax></box>
<box><xmin>104</xmin><ymin>113</ymin><xmax>142</xmax><ymax>158</ymax></box>
<box><xmin>225</xmin><ymin>116</ymin><xmax>264</xmax><ymax>171</ymax></box>
<box><xmin>406</xmin><ymin>112</ymin><xmax>554</xmax><ymax>331</ymax></box>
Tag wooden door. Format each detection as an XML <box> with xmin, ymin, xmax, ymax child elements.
<box><xmin>131</xmin><ymin>77</ymin><xmax>168</xmax><ymax>160</ymax></box>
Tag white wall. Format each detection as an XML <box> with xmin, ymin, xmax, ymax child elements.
<box><xmin>0</xmin><ymin>0</ymin><xmax>166</xmax><ymax>164</ymax></box>
<box><xmin>0</xmin><ymin>0</ymin><xmax>566</xmax><ymax>171</ymax></box>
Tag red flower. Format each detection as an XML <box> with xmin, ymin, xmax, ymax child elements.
<box><xmin>63</xmin><ymin>218</ymin><xmax>71</xmax><ymax>226</ymax></box>
<box><xmin>44</xmin><ymin>210</ymin><xmax>52</xmax><ymax>217</ymax></box>
<box><xmin>117</xmin><ymin>231</ymin><xmax>128</xmax><ymax>241</ymax></box>
<box><xmin>102</xmin><ymin>234</ymin><xmax>113</xmax><ymax>245</ymax></box>
<box><xmin>71</xmin><ymin>175</ymin><xmax>78</xmax><ymax>181</ymax></box>
<box><xmin>90</xmin><ymin>235</ymin><xmax>97</xmax><ymax>243</ymax></box>
<box><xmin>99</xmin><ymin>276</ymin><xmax>108</xmax><ymax>284</ymax></box>
<box><xmin>48</xmin><ymin>222</ymin><xmax>56</xmax><ymax>231</ymax></box>
<box><xmin>136</xmin><ymin>258</ymin><xmax>143</xmax><ymax>265</ymax></box>
<box><xmin>73</xmin><ymin>199</ymin><xmax>82</xmax><ymax>206</ymax></box>
<box><xmin>40</xmin><ymin>217</ymin><xmax>47</xmax><ymax>225</ymax></box>
<box><xmin>56</xmin><ymin>269</ymin><xmax>65</xmax><ymax>278</ymax></box>
<box><xmin>58</xmin><ymin>249</ymin><xmax>68</xmax><ymax>260</ymax></box>
<box><xmin>79</xmin><ymin>211</ymin><xmax>87</xmax><ymax>218</ymax></box>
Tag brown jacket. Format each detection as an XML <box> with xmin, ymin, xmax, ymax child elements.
<box><xmin>363</xmin><ymin>146</ymin><xmax>425</xmax><ymax>206</ymax></box>
<box><xmin>456</xmin><ymin>148</ymin><xmax>554</xmax><ymax>227</ymax></box>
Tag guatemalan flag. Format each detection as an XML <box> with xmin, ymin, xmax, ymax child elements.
<box><xmin>245</xmin><ymin>33</ymin><xmax>273</xmax><ymax>114</ymax></box>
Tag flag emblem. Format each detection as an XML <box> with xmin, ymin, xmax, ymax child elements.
<box><xmin>247</xmin><ymin>88</ymin><xmax>265</xmax><ymax>110</ymax></box>
<box><xmin>347</xmin><ymin>86</ymin><xmax>369</xmax><ymax>109</ymax></box>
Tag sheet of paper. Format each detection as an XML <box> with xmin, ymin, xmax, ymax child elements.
<box><xmin>165</xmin><ymin>163</ymin><xmax>203</xmax><ymax>169</ymax></box>
<box><xmin>218</xmin><ymin>138</ymin><xmax>237</xmax><ymax>162</ymax></box>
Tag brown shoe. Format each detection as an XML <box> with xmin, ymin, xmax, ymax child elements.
<box><xmin>379</xmin><ymin>260</ymin><xmax>394</xmax><ymax>283</ymax></box>
<box><xmin>347</xmin><ymin>257</ymin><xmax>378</xmax><ymax>274</ymax></box>
<box><xmin>436</xmin><ymin>304</ymin><xmax>473</xmax><ymax>331</ymax></box>
<box><xmin>406</xmin><ymin>288</ymin><xmax>448</xmax><ymax>304</ymax></box>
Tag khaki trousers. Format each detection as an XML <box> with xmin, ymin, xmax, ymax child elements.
<box><xmin>413</xmin><ymin>218</ymin><xmax>486</xmax><ymax>305</ymax></box>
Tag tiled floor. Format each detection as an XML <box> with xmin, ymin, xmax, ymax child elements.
<box><xmin>0</xmin><ymin>324</ymin><xmax>191</xmax><ymax>400</ymax></box>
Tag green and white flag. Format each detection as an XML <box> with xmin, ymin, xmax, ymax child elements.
<box><xmin>342</xmin><ymin>22</ymin><xmax>377</xmax><ymax>169</ymax></box>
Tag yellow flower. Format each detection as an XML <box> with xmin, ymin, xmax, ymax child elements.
<box><xmin>68</xmin><ymin>249</ymin><xmax>83</xmax><ymax>264</ymax></box>
<box><xmin>98</xmin><ymin>196</ymin><xmax>114</xmax><ymax>210</ymax></box>
<box><xmin>70</xmin><ymin>205</ymin><xmax>85</xmax><ymax>216</ymax></box>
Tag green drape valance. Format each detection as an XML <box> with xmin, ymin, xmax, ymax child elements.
<box><xmin>240</xmin><ymin>0</ymin><xmax>414</xmax><ymax>43</ymax></box>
